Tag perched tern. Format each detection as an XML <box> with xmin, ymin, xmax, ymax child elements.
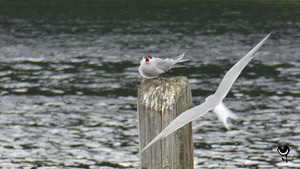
<box><xmin>138</xmin><ymin>53</ymin><xmax>187</xmax><ymax>79</ymax></box>
<box><xmin>140</xmin><ymin>33</ymin><xmax>271</xmax><ymax>153</ymax></box>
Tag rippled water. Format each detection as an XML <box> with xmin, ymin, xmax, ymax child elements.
<box><xmin>0</xmin><ymin>0</ymin><xmax>299</xmax><ymax>168</ymax></box>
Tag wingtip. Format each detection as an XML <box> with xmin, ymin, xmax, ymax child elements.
<box><xmin>261</xmin><ymin>32</ymin><xmax>272</xmax><ymax>42</ymax></box>
<box><xmin>139</xmin><ymin>144</ymin><xmax>149</xmax><ymax>154</ymax></box>
<box><xmin>139</xmin><ymin>148</ymin><xmax>145</xmax><ymax>154</ymax></box>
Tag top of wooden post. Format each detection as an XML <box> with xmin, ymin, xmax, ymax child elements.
<box><xmin>138</xmin><ymin>76</ymin><xmax>194</xmax><ymax>169</ymax></box>
<box><xmin>138</xmin><ymin>76</ymin><xmax>191</xmax><ymax>112</ymax></box>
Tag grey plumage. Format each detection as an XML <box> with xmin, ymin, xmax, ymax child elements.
<box><xmin>138</xmin><ymin>53</ymin><xmax>187</xmax><ymax>79</ymax></box>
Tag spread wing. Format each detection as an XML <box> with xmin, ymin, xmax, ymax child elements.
<box><xmin>213</xmin><ymin>33</ymin><xmax>271</xmax><ymax>101</ymax></box>
<box><xmin>140</xmin><ymin>101</ymin><xmax>214</xmax><ymax>153</ymax></box>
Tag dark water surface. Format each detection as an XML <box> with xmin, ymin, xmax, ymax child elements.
<box><xmin>0</xmin><ymin>0</ymin><xmax>299</xmax><ymax>168</ymax></box>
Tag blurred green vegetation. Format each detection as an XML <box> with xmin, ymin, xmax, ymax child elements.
<box><xmin>0</xmin><ymin>0</ymin><xmax>299</xmax><ymax>22</ymax></box>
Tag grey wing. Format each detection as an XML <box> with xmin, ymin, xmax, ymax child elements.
<box><xmin>155</xmin><ymin>58</ymin><xmax>174</xmax><ymax>72</ymax></box>
<box><xmin>140</xmin><ymin>101</ymin><xmax>213</xmax><ymax>153</ymax></box>
<box><xmin>213</xmin><ymin>33</ymin><xmax>271</xmax><ymax>101</ymax></box>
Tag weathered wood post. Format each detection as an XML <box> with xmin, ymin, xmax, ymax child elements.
<box><xmin>137</xmin><ymin>76</ymin><xmax>194</xmax><ymax>169</ymax></box>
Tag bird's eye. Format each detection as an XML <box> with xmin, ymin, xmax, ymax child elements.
<box><xmin>148</xmin><ymin>56</ymin><xmax>153</xmax><ymax>59</ymax></box>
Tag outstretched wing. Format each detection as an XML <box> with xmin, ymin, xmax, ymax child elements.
<box><xmin>140</xmin><ymin>101</ymin><xmax>214</xmax><ymax>153</ymax></box>
<box><xmin>213</xmin><ymin>33</ymin><xmax>271</xmax><ymax>102</ymax></box>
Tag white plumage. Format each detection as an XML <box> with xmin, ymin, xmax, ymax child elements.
<box><xmin>138</xmin><ymin>53</ymin><xmax>187</xmax><ymax>79</ymax></box>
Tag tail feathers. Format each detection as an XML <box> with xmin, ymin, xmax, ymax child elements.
<box><xmin>177</xmin><ymin>59</ymin><xmax>189</xmax><ymax>63</ymax></box>
<box><xmin>213</xmin><ymin>102</ymin><xmax>239</xmax><ymax>130</ymax></box>
<box><xmin>174</xmin><ymin>53</ymin><xmax>186</xmax><ymax>63</ymax></box>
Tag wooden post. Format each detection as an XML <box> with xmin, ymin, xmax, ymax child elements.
<box><xmin>138</xmin><ymin>76</ymin><xmax>194</xmax><ymax>169</ymax></box>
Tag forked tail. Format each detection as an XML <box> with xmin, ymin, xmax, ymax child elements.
<box><xmin>174</xmin><ymin>53</ymin><xmax>189</xmax><ymax>63</ymax></box>
<box><xmin>213</xmin><ymin>102</ymin><xmax>239</xmax><ymax>130</ymax></box>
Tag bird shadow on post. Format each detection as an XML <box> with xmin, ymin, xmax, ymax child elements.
<box><xmin>137</xmin><ymin>76</ymin><xmax>194</xmax><ymax>169</ymax></box>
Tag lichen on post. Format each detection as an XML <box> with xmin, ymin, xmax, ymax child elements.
<box><xmin>137</xmin><ymin>76</ymin><xmax>194</xmax><ymax>169</ymax></box>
